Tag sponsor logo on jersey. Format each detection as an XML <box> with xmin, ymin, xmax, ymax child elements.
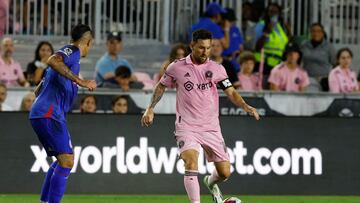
<box><xmin>184</xmin><ymin>81</ymin><xmax>194</xmax><ymax>91</ymax></box>
<box><xmin>197</xmin><ymin>82</ymin><xmax>213</xmax><ymax>90</ymax></box>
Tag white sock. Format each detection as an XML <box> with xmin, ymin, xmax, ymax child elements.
<box><xmin>208</xmin><ymin>169</ymin><xmax>222</xmax><ymax>187</ymax></box>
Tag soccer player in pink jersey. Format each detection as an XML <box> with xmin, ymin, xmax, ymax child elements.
<box><xmin>141</xmin><ymin>29</ymin><xmax>260</xmax><ymax>203</ymax></box>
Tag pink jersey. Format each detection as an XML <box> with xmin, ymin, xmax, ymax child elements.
<box><xmin>328</xmin><ymin>66</ymin><xmax>358</xmax><ymax>93</ymax></box>
<box><xmin>268</xmin><ymin>63</ymin><xmax>310</xmax><ymax>92</ymax></box>
<box><xmin>238</xmin><ymin>73</ymin><xmax>261</xmax><ymax>91</ymax></box>
<box><xmin>160</xmin><ymin>55</ymin><xmax>229</xmax><ymax>132</ymax></box>
<box><xmin>0</xmin><ymin>57</ymin><xmax>25</xmax><ymax>87</ymax></box>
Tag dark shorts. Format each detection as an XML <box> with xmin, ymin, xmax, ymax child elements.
<box><xmin>30</xmin><ymin>118</ymin><xmax>73</xmax><ymax>157</ymax></box>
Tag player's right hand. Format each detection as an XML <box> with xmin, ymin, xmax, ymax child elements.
<box><xmin>141</xmin><ymin>108</ymin><xmax>154</xmax><ymax>127</ymax></box>
<box><xmin>78</xmin><ymin>79</ymin><xmax>97</xmax><ymax>91</ymax></box>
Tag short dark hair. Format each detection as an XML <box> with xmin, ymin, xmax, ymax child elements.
<box><xmin>107</xmin><ymin>31</ymin><xmax>122</xmax><ymax>41</ymax></box>
<box><xmin>111</xmin><ymin>95</ymin><xmax>129</xmax><ymax>107</ymax></box>
<box><xmin>115</xmin><ymin>66</ymin><xmax>131</xmax><ymax>78</ymax></box>
<box><xmin>336</xmin><ymin>47</ymin><xmax>353</xmax><ymax>65</ymax></box>
<box><xmin>71</xmin><ymin>24</ymin><xmax>93</xmax><ymax>42</ymax></box>
<box><xmin>169</xmin><ymin>43</ymin><xmax>188</xmax><ymax>62</ymax></box>
<box><xmin>310</xmin><ymin>22</ymin><xmax>327</xmax><ymax>39</ymax></box>
<box><xmin>80</xmin><ymin>95</ymin><xmax>96</xmax><ymax>105</ymax></box>
<box><xmin>239</xmin><ymin>51</ymin><xmax>256</xmax><ymax>65</ymax></box>
<box><xmin>192</xmin><ymin>29</ymin><xmax>212</xmax><ymax>42</ymax></box>
<box><xmin>283</xmin><ymin>42</ymin><xmax>302</xmax><ymax>64</ymax></box>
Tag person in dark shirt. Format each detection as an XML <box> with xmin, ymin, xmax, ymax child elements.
<box><xmin>26</xmin><ymin>41</ymin><xmax>54</xmax><ymax>86</ymax></box>
<box><xmin>210</xmin><ymin>39</ymin><xmax>239</xmax><ymax>88</ymax></box>
<box><xmin>103</xmin><ymin>65</ymin><xmax>144</xmax><ymax>91</ymax></box>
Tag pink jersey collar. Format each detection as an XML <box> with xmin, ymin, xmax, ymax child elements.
<box><xmin>0</xmin><ymin>56</ymin><xmax>14</xmax><ymax>65</ymax></box>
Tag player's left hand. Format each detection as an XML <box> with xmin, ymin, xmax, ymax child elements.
<box><xmin>245</xmin><ymin>105</ymin><xmax>260</xmax><ymax>120</ymax></box>
<box><xmin>78</xmin><ymin>79</ymin><xmax>97</xmax><ymax>91</ymax></box>
<box><xmin>141</xmin><ymin>108</ymin><xmax>154</xmax><ymax>127</ymax></box>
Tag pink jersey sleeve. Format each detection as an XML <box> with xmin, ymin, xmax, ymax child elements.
<box><xmin>268</xmin><ymin>68</ymin><xmax>281</xmax><ymax>86</ymax></box>
<box><xmin>351</xmin><ymin>72</ymin><xmax>359</xmax><ymax>91</ymax></box>
<box><xmin>159</xmin><ymin>62</ymin><xmax>176</xmax><ymax>88</ymax></box>
<box><xmin>300</xmin><ymin>69</ymin><xmax>310</xmax><ymax>88</ymax></box>
<box><xmin>328</xmin><ymin>70</ymin><xmax>340</xmax><ymax>93</ymax></box>
<box><xmin>214</xmin><ymin>64</ymin><xmax>229</xmax><ymax>84</ymax></box>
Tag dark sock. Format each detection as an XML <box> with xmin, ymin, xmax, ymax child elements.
<box><xmin>40</xmin><ymin>161</ymin><xmax>58</xmax><ymax>202</ymax></box>
<box><xmin>48</xmin><ymin>165</ymin><xmax>71</xmax><ymax>203</ymax></box>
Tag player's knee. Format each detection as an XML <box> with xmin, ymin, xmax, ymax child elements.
<box><xmin>183</xmin><ymin>159</ymin><xmax>198</xmax><ymax>171</ymax></box>
<box><xmin>61</xmin><ymin>159</ymin><xmax>74</xmax><ymax>168</ymax></box>
<box><xmin>218</xmin><ymin>169</ymin><xmax>231</xmax><ymax>180</ymax></box>
<box><xmin>57</xmin><ymin>154</ymin><xmax>74</xmax><ymax>168</ymax></box>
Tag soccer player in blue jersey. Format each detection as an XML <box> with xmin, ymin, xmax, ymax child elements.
<box><xmin>29</xmin><ymin>24</ymin><xmax>97</xmax><ymax>203</ymax></box>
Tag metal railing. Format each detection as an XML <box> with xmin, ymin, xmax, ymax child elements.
<box><xmin>3</xmin><ymin>0</ymin><xmax>165</xmax><ymax>43</ymax></box>
<box><xmin>2</xmin><ymin>0</ymin><xmax>359</xmax><ymax>45</ymax></box>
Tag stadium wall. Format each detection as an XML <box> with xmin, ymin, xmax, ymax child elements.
<box><xmin>0</xmin><ymin>113</ymin><xmax>359</xmax><ymax>195</ymax></box>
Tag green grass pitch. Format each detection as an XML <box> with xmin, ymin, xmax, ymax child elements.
<box><xmin>0</xmin><ymin>194</ymin><xmax>360</xmax><ymax>203</ymax></box>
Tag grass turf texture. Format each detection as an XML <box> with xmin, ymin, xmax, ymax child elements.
<box><xmin>0</xmin><ymin>194</ymin><xmax>359</xmax><ymax>203</ymax></box>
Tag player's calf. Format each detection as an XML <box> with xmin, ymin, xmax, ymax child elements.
<box><xmin>181</xmin><ymin>150</ymin><xmax>200</xmax><ymax>203</ymax></box>
<box><xmin>46</xmin><ymin>154</ymin><xmax>74</xmax><ymax>203</ymax></box>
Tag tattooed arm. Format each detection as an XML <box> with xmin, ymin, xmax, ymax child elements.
<box><xmin>47</xmin><ymin>54</ymin><xmax>97</xmax><ymax>91</ymax></box>
<box><xmin>141</xmin><ymin>82</ymin><xmax>167</xmax><ymax>127</ymax></box>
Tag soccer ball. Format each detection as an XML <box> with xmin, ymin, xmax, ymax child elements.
<box><xmin>223</xmin><ymin>197</ymin><xmax>243</xmax><ymax>203</ymax></box>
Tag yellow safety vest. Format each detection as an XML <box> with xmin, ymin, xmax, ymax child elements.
<box><xmin>255</xmin><ymin>20</ymin><xmax>288</xmax><ymax>68</ymax></box>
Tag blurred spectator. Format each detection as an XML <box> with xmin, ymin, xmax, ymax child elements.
<box><xmin>26</xmin><ymin>41</ymin><xmax>54</xmax><ymax>86</ymax></box>
<box><xmin>112</xmin><ymin>95</ymin><xmax>128</xmax><ymax>114</ymax></box>
<box><xmin>80</xmin><ymin>95</ymin><xmax>97</xmax><ymax>113</ymax></box>
<box><xmin>0</xmin><ymin>37</ymin><xmax>29</xmax><ymax>87</ymax></box>
<box><xmin>210</xmin><ymin>39</ymin><xmax>239</xmax><ymax>87</ymax></box>
<box><xmin>132</xmin><ymin>72</ymin><xmax>155</xmax><ymax>90</ymax></box>
<box><xmin>268</xmin><ymin>42</ymin><xmax>309</xmax><ymax>92</ymax></box>
<box><xmin>190</xmin><ymin>2</ymin><xmax>230</xmax><ymax>48</ymax></box>
<box><xmin>0</xmin><ymin>0</ymin><xmax>9</xmax><ymax>38</ymax></box>
<box><xmin>242</xmin><ymin>2</ymin><xmax>258</xmax><ymax>51</ymax></box>
<box><xmin>255</xmin><ymin>3</ymin><xmax>291</xmax><ymax>76</ymax></box>
<box><xmin>103</xmin><ymin>65</ymin><xmax>144</xmax><ymax>91</ymax></box>
<box><xmin>22</xmin><ymin>0</ymin><xmax>49</xmax><ymax>34</ymax></box>
<box><xmin>238</xmin><ymin>51</ymin><xmax>261</xmax><ymax>91</ymax></box>
<box><xmin>222</xmin><ymin>8</ymin><xmax>244</xmax><ymax>72</ymax></box>
<box><xmin>95</xmin><ymin>31</ymin><xmax>133</xmax><ymax>86</ymax></box>
<box><xmin>0</xmin><ymin>83</ymin><xmax>12</xmax><ymax>111</ymax></box>
<box><xmin>20</xmin><ymin>92</ymin><xmax>35</xmax><ymax>111</ymax></box>
<box><xmin>158</xmin><ymin>43</ymin><xmax>188</xmax><ymax>80</ymax></box>
<box><xmin>329</xmin><ymin>48</ymin><xmax>358</xmax><ymax>93</ymax></box>
<box><xmin>301</xmin><ymin>23</ymin><xmax>336</xmax><ymax>91</ymax></box>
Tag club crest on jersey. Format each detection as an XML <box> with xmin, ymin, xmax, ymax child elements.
<box><xmin>62</xmin><ymin>48</ymin><xmax>73</xmax><ymax>56</ymax></box>
<box><xmin>178</xmin><ymin>140</ymin><xmax>185</xmax><ymax>149</ymax></box>
<box><xmin>184</xmin><ymin>81</ymin><xmax>194</xmax><ymax>91</ymax></box>
<box><xmin>205</xmin><ymin>70</ymin><xmax>213</xmax><ymax>79</ymax></box>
